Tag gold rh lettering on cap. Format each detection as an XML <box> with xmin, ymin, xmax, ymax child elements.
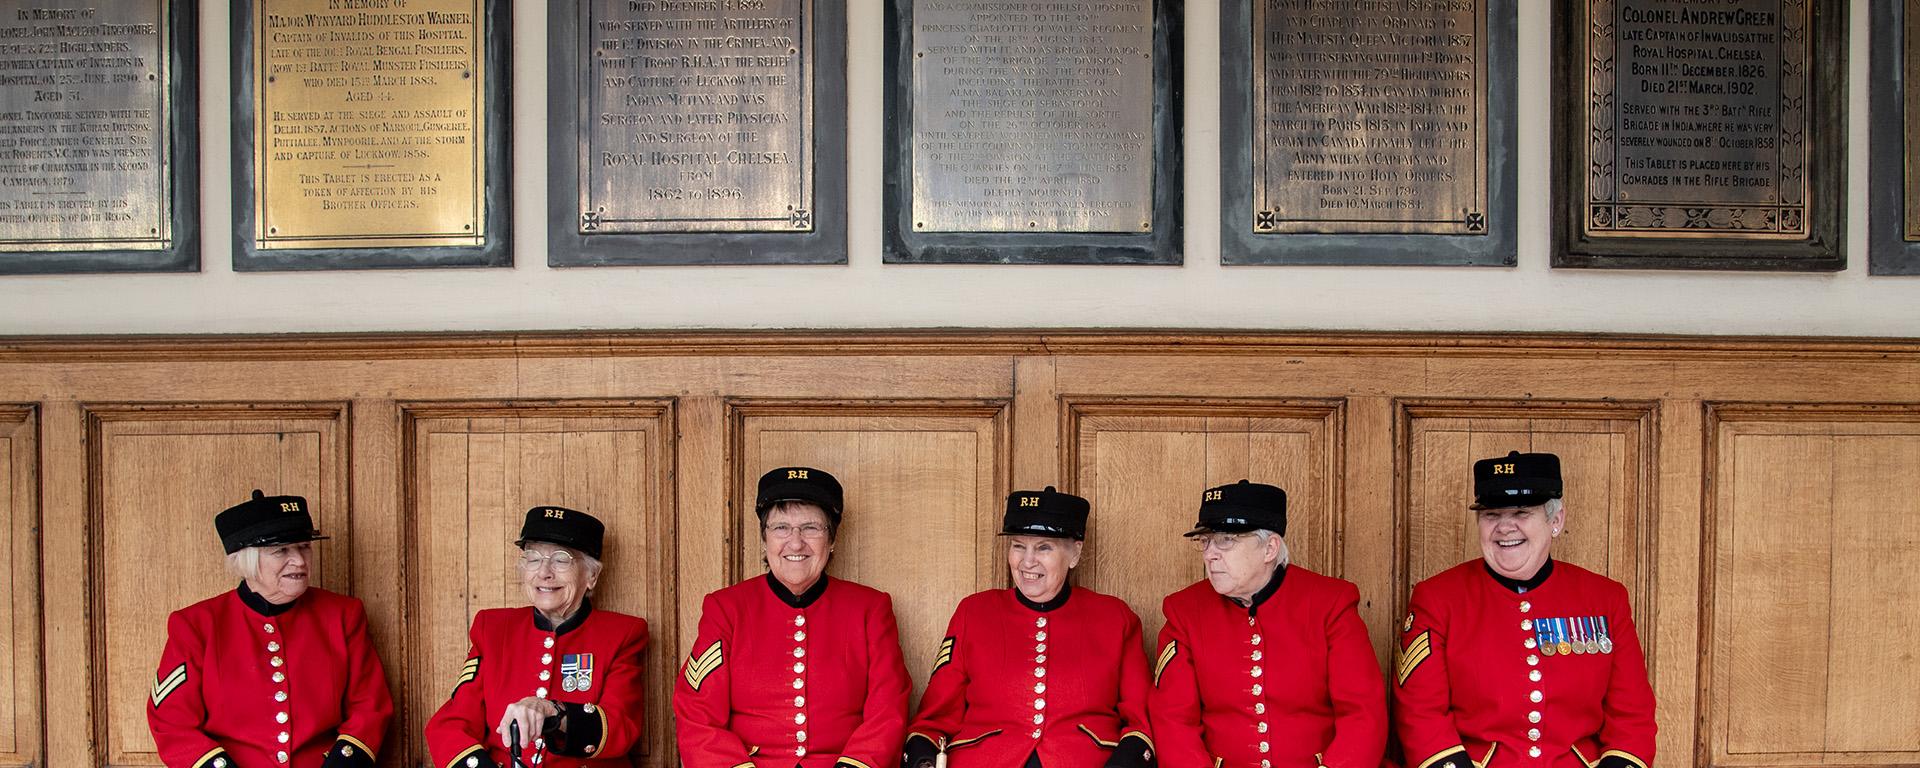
<box><xmin>788</xmin><ymin>469</ymin><xmax>808</xmax><ymax>479</ymax></box>
<box><xmin>1493</xmin><ymin>463</ymin><xmax>1515</xmax><ymax>475</ymax></box>
<box><xmin>1204</xmin><ymin>490</ymin><xmax>1223</xmax><ymax>501</ymax></box>
<box><xmin>279</xmin><ymin>502</ymin><xmax>299</xmax><ymax>512</ymax></box>
<box><xmin>1020</xmin><ymin>497</ymin><xmax>1040</xmax><ymax>507</ymax></box>
<box><xmin>544</xmin><ymin>509</ymin><xmax>566</xmax><ymax>519</ymax></box>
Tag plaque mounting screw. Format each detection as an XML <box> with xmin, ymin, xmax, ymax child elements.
<box><xmin>1029</xmin><ymin>221</ymin><xmax>1039</xmax><ymax>228</ymax></box>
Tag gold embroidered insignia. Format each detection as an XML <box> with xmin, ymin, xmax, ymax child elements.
<box><xmin>151</xmin><ymin>663</ymin><xmax>188</xmax><ymax>707</ymax></box>
<box><xmin>684</xmin><ymin>641</ymin><xmax>724</xmax><ymax>691</ymax></box>
<box><xmin>1153</xmin><ymin>640</ymin><xmax>1178</xmax><ymax>686</ymax></box>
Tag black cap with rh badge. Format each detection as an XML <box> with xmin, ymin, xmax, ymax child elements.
<box><xmin>1472</xmin><ymin>451</ymin><xmax>1564</xmax><ymax>509</ymax></box>
<box><xmin>516</xmin><ymin>505</ymin><xmax>605</xmax><ymax>559</ymax></box>
<box><xmin>755</xmin><ymin>466</ymin><xmax>844</xmax><ymax>522</ymax></box>
<box><xmin>215</xmin><ymin>490</ymin><xmax>328</xmax><ymax>554</ymax></box>
<box><xmin>1000</xmin><ymin>486</ymin><xmax>1090</xmax><ymax>539</ymax></box>
<box><xmin>1184</xmin><ymin>480</ymin><xmax>1288</xmax><ymax>537</ymax></box>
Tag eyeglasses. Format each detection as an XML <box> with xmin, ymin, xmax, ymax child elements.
<box><xmin>1190</xmin><ymin>532</ymin><xmax>1252</xmax><ymax>552</ymax></box>
<box><xmin>518</xmin><ymin>550</ymin><xmax>579</xmax><ymax>573</ymax></box>
<box><xmin>765</xmin><ymin>523</ymin><xmax>830</xmax><ymax>540</ymax></box>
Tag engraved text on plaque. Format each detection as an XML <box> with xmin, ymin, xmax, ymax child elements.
<box><xmin>1252</xmin><ymin>0</ymin><xmax>1487</xmax><ymax>235</ymax></box>
<box><xmin>1586</xmin><ymin>0</ymin><xmax>1806</xmax><ymax>239</ymax></box>
<box><xmin>911</xmin><ymin>1</ymin><xmax>1154</xmax><ymax>233</ymax></box>
<box><xmin>253</xmin><ymin>0</ymin><xmax>486</xmax><ymax>249</ymax></box>
<box><xmin>0</xmin><ymin>1</ymin><xmax>169</xmax><ymax>251</ymax></box>
<box><xmin>581</xmin><ymin>0</ymin><xmax>813</xmax><ymax>234</ymax></box>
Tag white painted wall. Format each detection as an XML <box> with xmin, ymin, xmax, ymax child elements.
<box><xmin>0</xmin><ymin>0</ymin><xmax>1912</xmax><ymax>336</ymax></box>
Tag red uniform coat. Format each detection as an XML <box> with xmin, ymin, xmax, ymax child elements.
<box><xmin>1149</xmin><ymin>566</ymin><xmax>1388</xmax><ymax>768</ymax></box>
<box><xmin>425</xmin><ymin>600</ymin><xmax>650</xmax><ymax>768</ymax></box>
<box><xmin>147</xmin><ymin>585</ymin><xmax>394</xmax><ymax>768</ymax></box>
<box><xmin>673</xmin><ymin>574</ymin><xmax>911</xmax><ymax>768</ymax></box>
<box><xmin>1393</xmin><ymin>561</ymin><xmax>1656</xmax><ymax>768</ymax></box>
<box><xmin>905</xmin><ymin>586</ymin><xmax>1154</xmax><ymax>768</ymax></box>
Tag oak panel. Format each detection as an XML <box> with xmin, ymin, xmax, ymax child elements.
<box><xmin>1705</xmin><ymin>407</ymin><xmax>1920</xmax><ymax>768</ymax></box>
<box><xmin>404</xmin><ymin>402</ymin><xmax>677</xmax><ymax>767</ymax></box>
<box><xmin>87</xmin><ymin>404</ymin><xmax>348</xmax><ymax>766</ymax></box>
<box><xmin>1064</xmin><ymin>398</ymin><xmax>1345</xmax><ymax>647</ymax></box>
<box><xmin>1397</xmin><ymin>401</ymin><xmax>1657</xmax><ymax>630</ymax></box>
<box><xmin>0</xmin><ymin>408</ymin><xmax>38</xmax><ymax>768</ymax></box>
<box><xmin>728</xmin><ymin>401</ymin><xmax>1008</xmax><ymax>708</ymax></box>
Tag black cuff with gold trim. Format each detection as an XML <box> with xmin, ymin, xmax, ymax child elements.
<box><xmin>445</xmin><ymin>744</ymin><xmax>500</xmax><ymax>768</ymax></box>
<box><xmin>902</xmin><ymin>733</ymin><xmax>941</xmax><ymax>768</ymax></box>
<box><xmin>193</xmin><ymin>748</ymin><xmax>236</xmax><ymax>768</ymax></box>
<box><xmin>544</xmin><ymin>702</ymin><xmax>606</xmax><ymax>758</ymax></box>
<box><xmin>1417</xmin><ymin>746</ymin><xmax>1472</xmax><ymax>768</ymax></box>
<box><xmin>320</xmin><ymin>737</ymin><xmax>375</xmax><ymax>768</ymax></box>
<box><xmin>1597</xmin><ymin>756</ymin><xmax>1640</xmax><ymax>768</ymax></box>
<box><xmin>1102</xmin><ymin>734</ymin><xmax>1155</xmax><ymax>768</ymax></box>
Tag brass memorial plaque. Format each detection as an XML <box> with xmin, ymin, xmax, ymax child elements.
<box><xmin>0</xmin><ymin>0</ymin><xmax>170</xmax><ymax>251</ymax></box>
<box><xmin>1905</xmin><ymin>0</ymin><xmax>1920</xmax><ymax>241</ymax></box>
<box><xmin>1585</xmin><ymin>0</ymin><xmax>1806</xmax><ymax>240</ymax></box>
<box><xmin>253</xmin><ymin>0</ymin><xmax>485</xmax><ymax>249</ymax></box>
<box><xmin>581</xmin><ymin>0</ymin><xmax>813</xmax><ymax>234</ymax></box>
<box><xmin>910</xmin><ymin>1</ymin><xmax>1155</xmax><ymax>233</ymax></box>
<box><xmin>1252</xmin><ymin>0</ymin><xmax>1489</xmax><ymax>235</ymax></box>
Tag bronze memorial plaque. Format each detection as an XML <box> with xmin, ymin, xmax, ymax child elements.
<box><xmin>1906</xmin><ymin>0</ymin><xmax>1920</xmax><ymax>241</ymax></box>
<box><xmin>910</xmin><ymin>1</ymin><xmax>1154</xmax><ymax>233</ymax></box>
<box><xmin>581</xmin><ymin>0</ymin><xmax>813</xmax><ymax>234</ymax></box>
<box><xmin>253</xmin><ymin>0</ymin><xmax>485</xmax><ymax>249</ymax></box>
<box><xmin>1252</xmin><ymin>0</ymin><xmax>1489</xmax><ymax>235</ymax></box>
<box><xmin>1585</xmin><ymin>0</ymin><xmax>1806</xmax><ymax>240</ymax></box>
<box><xmin>0</xmin><ymin>1</ymin><xmax>170</xmax><ymax>251</ymax></box>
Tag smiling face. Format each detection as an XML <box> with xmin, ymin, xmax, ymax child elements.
<box><xmin>762</xmin><ymin>502</ymin><xmax>834</xmax><ymax>594</ymax></box>
<box><xmin>1006</xmin><ymin>535</ymin><xmax>1081</xmax><ymax>603</ymax></box>
<box><xmin>246</xmin><ymin>542</ymin><xmax>313</xmax><ymax>604</ymax></box>
<box><xmin>1477</xmin><ymin>502</ymin><xmax>1562</xmax><ymax>580</ymax></box>
<box><xmin>519</xmin><ymin>542</ymin><xmax>596</xmax><ymax>620</ymax></box>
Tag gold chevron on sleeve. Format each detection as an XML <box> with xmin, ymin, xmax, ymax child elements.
<box><xmin>1152</xmin><ymin>640</ymin><xmax>1178</xmax><ymax>686</ymax></box>
<box><xmin>932</xmin><ymin>636</ymin><xmax>955</xmax><ymax>674</ymax></box>
<box><xmin>1396</xmin><ymin>631</ymin><xmax>1433</xmax><ymax>686</ymax></box>
<box><xmin>683</xmin><ymin>640</ymin><xmax>724</xmax><ymax>691</ymax></box>
<box><xmin>151</xmin><ymin>663</ymin><xmax>188</xmax><ymax>707</ymax></box>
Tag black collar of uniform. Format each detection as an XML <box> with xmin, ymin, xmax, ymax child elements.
<box><xmin>765</xmin><ymin>572</ymin><xmax>830</xmax><ymax>609</ymax></box>
<box><xmin>1233</xmin><ymin>564</ymin><xmax>1287</xmax><ymax>616</ymax></box>
<box><xmin>1485</xmin><ymin>558</ymin><xmax>1554</xmax><ymax>594</ymax></box>
<box><xmin>1014</xmin><ymin>584</ymin><xmax>1072</xmax><ymax>613</ymax></box>
<box><xmin>236</xmin><ymin>581</ymin><xmax>298</xmax><ymax>617</ymax></box>
<box><xmin>533</xmin><ymin>597</ymin><xmax>593</xmax><ymax>636</ymax></box>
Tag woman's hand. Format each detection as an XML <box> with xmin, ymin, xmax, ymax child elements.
<box><xmin>494</xmin><ymin>696</ymin><xmax>560</xmax><ymax>749</ymax></box>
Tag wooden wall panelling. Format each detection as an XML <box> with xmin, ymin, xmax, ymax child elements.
<box><xmin>1702</xmin><ymin>405</ymin><xmax>1920</xmax><ymax>768</ymax></box>
<box><xmin>1651</xmin><ymin>400</ymin><xmax>1704</xmax><ymax>767</ymax></box>
<box><xmin>727</xmin><ymin>400</ymin><xmax>1010</xmax><ymax>709</ymax></box>
<box><xmin>1062</xmin><ymin>398</ymin><xmax>1347</xmax><ymax>649</ymax></box>
<box><xmin>0</xmin><ymin>408</ymin><xmax>38</xmax><ymax>768</ymax></box>
<box><xmin>84</xmin><ymin>403</ymin><xmax>350</xmax><ymax>768</ymax></box>
<box><xmin>402</xmin><ymin>401</ymin><xmax>677</xmax><ymax>768</ymax></box>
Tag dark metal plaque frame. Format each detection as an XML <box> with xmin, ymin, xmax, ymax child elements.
<box><xmin>0</xmin><ymin>0</ymin><xmax>198</xmax><ymax>274</ymax></box>
<box><xmin>547</xmin><ymin>1</ymin><xmax>846</xmax><ymax>266</ymax></box>
<box><xmin>1552</xmin><ymin>0</ymin><xmax>1846</xmax><ymax>271</ymax></box>
<box><xmin>230</xmin><ymin>0</ymin><xmax>511</xmax><ymax>271</ymax></box>
<box><xmin>882</xmin><ymin>0</ymin><xmax>1184</xmax><ymax>265</ymax></box>
<box><xmin>1220</xmin><ymin>0</ymin><xmax>1516</xmax><ymax>266</ymax></box>
<box><xmin>1870</xmin><ymin>0</ymin><xmax>1920</xmax><ymax>274</ymax></box>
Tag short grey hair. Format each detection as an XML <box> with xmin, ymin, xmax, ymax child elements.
<box><xmin>1544</xmin><ymin>498</ymin><xmax>1565</xmax><ymax>522</ymax></box>
<box><xmin>225</xmin><ymin>547</ymin><xmax>261</xmax><ymax>581</ymax></box>
<box><xmin>1252</xmin><ymin>529</ymin><xmax>1291</xmax><ymax>568</ymax></box>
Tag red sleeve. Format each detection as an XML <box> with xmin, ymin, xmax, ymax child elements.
<box><xmin>555</xmin><ymin>618</ymin><xmax>649</xmax><ymax>759</ymax></box>
<box><xmin>425</xmin><ymin>618</ymin><xmax>500</xmax><ymax>768</ymax></box>
<box><xmin>147</xmin><ymin>609</ymin><xmax>228</xmax><ymax>768</ymax></box>
<box><xmin>1320</xmin><ymin>583</ymin><xmax>1389</xmax><ymax>768</ymax></box>
<box><xmin>1392</xmin><ymin>581</ymin><xmax>1468</xmax><ymax>768</ymax></box>
<box><xmin>671</xmin><ymin>593</ymin><xmax>754</xmax><ymax>768</ymax></box>
<box><xmin>1113</xmin><ymin>605</ymin><xmax>1154</xmax><ymax>746</ymax></box>
<box><xmin>904</xmin><ymin>602</ymin><xmax>970</xmax><ymax>756</ymax></box>
<box><xmin>1146</xmin><ymin>597</ymin><xmax>1210</xmax><ymax>768</ymax></box>
<box><xmin>834</xmin><ymin>592</ymin><xmax>911</xmax><ymax>768</ymax></box>
<box><xmin>334</xmin><ymin>599</ymin><xmax>396</xmax><ymax>760</ymax></box>
<box><xmin>1597</xmin><ymin>588</ymin><xmax>1657</xmax><ymax>768</ymax></box>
